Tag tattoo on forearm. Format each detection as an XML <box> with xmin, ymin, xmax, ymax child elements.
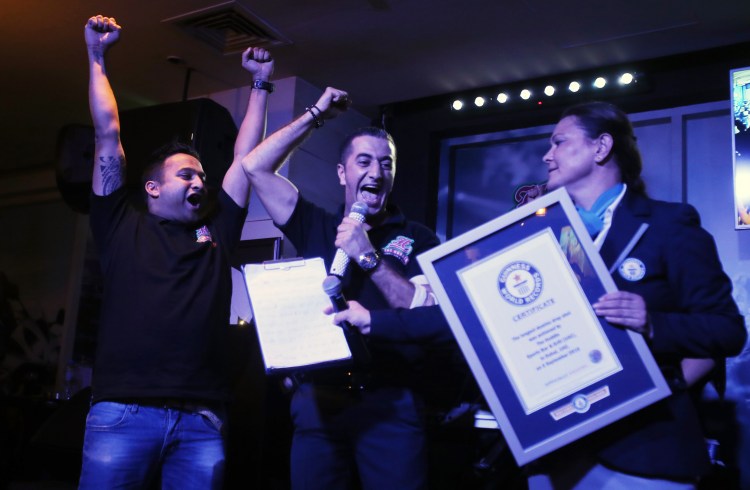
<box><xmin>89</xmin><ymin>47</ymin><xmax>104</xmax><ymax>63</ymax></box>
<box><xmin>99</xmin><ymin>156</ymin><xmax>125</xmax><ymax>194</ymax></box>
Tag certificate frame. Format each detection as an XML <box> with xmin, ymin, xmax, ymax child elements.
<box><xmin>417</xmin><ymin>188</ymin><xmax>670</xmax><ymax>465</ymax></box>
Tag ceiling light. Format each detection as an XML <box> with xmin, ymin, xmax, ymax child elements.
<box><xmin>449</xmin><ymin>67</ymin><xmax>644</xmax><ymax>114</ymax></box>
<box><xmin>619</xmin><ymin>72</ymin><xmax>634</xmax><ymax>85</ymax></box>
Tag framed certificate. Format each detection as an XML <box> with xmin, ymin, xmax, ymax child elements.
<box><xmin>417</xmin><ymin>188</ymin><xmax>670</xmax><ymax>465</ymax></box>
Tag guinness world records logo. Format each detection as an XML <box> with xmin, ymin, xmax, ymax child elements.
<box><xmin>498</xmin><ymin>261</ymin><xmax>543</xmax><ymax>305</ymax></box>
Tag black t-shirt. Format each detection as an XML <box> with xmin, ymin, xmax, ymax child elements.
<box><xmin>89</xmin><ymin>188</ymin><xmax>247</xmax><ymax>403</ymax></box>
<box><xmin>278</xmin><ymin>195</ymin><xmax>440</xmax><ymax>379</ymax></box>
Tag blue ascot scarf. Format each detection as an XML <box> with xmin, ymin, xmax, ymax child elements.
<box><xmin>576</xmin><ymin>183</ymin><xmax>624</xmax><ymax>236</ymax></box>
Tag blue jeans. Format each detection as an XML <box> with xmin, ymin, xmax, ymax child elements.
<box><xmin>290</xmin><ymin>384</ymin><xmax>427</xmax><ymax>490</ymax></box>
<box><xmin>78</xmin><ymin>401</ymin><xmax>225</xmax><ymax>490</ymax></box>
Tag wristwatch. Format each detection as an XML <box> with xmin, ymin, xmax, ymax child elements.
<box><xmin>252</xmin><ymin>79</ymin><xmax>274</xmax><ymax>93</ymax></box>
<box><xmin>357</xmin><ymin>250</ymin><xmax>381</xmax><ymax>272</ymax></box>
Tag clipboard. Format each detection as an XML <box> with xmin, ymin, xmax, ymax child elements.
<box><xmin>242</xmin><ymin>257</ymin><xmax>355</xmax><ymax>374</ymax></box>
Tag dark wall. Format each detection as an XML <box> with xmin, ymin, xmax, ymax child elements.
<box><xmin>384</xmin><ymin>41</ymin><xmax>750</xmax><ymax>229</ymax></box>
<box><xmin>57</xmin><ymin>98</ymin><xmax>238</xmax><ymax>214</ymax></box>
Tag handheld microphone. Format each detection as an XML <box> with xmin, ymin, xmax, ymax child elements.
<box><xmin>329</xmin><ymin>201</ymin><xmax>368</xmax><ymax>277</ymax></box>
<box><xmin>322</xmin><ymin>275</ymin><xmax>354</xmax><ymax>331</ymax></box>
<box><xmin>322</xmin><ymin>274</ymin><xmax>371</xmax><ymax>365</ymax></box>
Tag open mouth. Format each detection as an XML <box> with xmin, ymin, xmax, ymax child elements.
<box><xmin>360</xmin><ymin>185</ymin><xmax>381</xmax><ymax>205</ymax></box>
<box><xmin>187</xmin><ymin>193</ymin><xmax>203</xmax><ymax>207</ymax></box>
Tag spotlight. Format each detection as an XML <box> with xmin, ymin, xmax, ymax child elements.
<box><xmin>593</xmin><ymin>77</ymin><xmax>607</xmax><ymax>89</ymax></box>
<box><xmin>520</xmin><ymin>89</ymin><xmax>532</xmax><ymax>100</ymax></box>
<box><xmin>497</xmin><ymin>92</ymin><xmax>509</xmax><ymax>103</ymax></box>
<box><xmin>619</xmin><ymin>72</ymin><xmax>634</xmax><ymax>85</ymax></box>
<box><xmin>474</xmin><ymin>96</ymin><xmax>486</xmax><ymax>107</ymax></box>
<box><xmin>544</xmin><ymin>85</ymin><xmax>555</xmax><ymax>96</ymax></box>
<box><xmin>452</xmin><ymin>99</ymin><xmax>464</xmax><ymax>110</ymax></box>
<box><xmin>568</xmin><ymin>81</ymin><xmax>581</xmax><ymax>93</ymax></box>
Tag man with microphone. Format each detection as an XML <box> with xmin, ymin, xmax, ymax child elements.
<box><xmin>242</xmin><ymin>87</ymin><xmax>441</xmax><ymax>490</ymax></box>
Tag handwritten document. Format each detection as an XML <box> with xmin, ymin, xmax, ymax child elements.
<box><xmin>242</xmin><ymin>258</ymin><xmax>352</xmax><ymax>372</ymax></box>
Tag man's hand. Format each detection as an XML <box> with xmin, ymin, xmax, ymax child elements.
<box><xmin>592</xmin><ymin>291</ymin><xmax>652</xmax><ymax>339</ymax></box>
<box><xmin>324</xmin><ymin>300</ymin><xmax>372</xmax><ymax>335</ymax></box>
<box><xmin>241</xmin><ymin>47</ymin><xmax>274</xmax><ymax>81</ymax></box>
<box><xmin>85</xmin><ymin>15</ymin><xmax>121</xmax><ymax>51</ymax></box>
<box><xmin>314</xmin><ymin>87</ymin><xmax>351</xmax><ymax>120</ymax></box>
<box><xmin>335</xmin><ymin>216</ymin><xmax>374</xmax><ymax>261</ymax></box>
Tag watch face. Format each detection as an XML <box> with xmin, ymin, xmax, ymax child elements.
<box><xmin>253</xmin><ymin>80</ymin><xmax>274</xmax><ymax>93</ymax></box>
<box><xmin>358</xmin><ymin>251</ymin><xmax>380</xmax><ymax>271</ymax></box>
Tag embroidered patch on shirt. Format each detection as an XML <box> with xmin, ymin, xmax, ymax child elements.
<box><xmin>195</xmin><ymin>225</ymin><xmax>213</xmax><ymax>243</ymax></box>
<box><xmin>618</xmin><ymin>257</ymin><xmax>646</xmax><ymax>282</ymax></box>
<box><xmin>382</xmin><ymin>235</ymin><xmax>415</xmax><ymax>265</ymax></box>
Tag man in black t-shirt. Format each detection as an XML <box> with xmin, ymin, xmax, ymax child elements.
<box><xmin>79</xmin><ymin>15</ymin><xmax>274</xmax><ymax>489</ymax></box>
<box><xmin>242</xmin><ymin>88</ymin><xmax>444</xmax><ymax>489</ymax></box>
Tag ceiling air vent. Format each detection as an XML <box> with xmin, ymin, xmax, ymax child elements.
<box><xmin>163</xmin><ymin>1</ymin><xmax>291</xmax><ymax>55</ymax></box>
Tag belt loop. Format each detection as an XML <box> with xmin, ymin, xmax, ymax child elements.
<box><xmin>305</xmin><ymin>370</ymin><xmax>372</xmax><ymax>391</ymax></box>
<box><xmin>347</xmin><ymin>372</ymin><xmax>367</xmax><ymax>391</ymax></box>
<box><xmin>282</xmin><ymin>374</ymin><xmax>301</xmax><ymax>394</ymax></box>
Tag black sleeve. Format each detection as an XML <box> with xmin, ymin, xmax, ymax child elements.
<box><xmin>369</xmin><ymin>305</ymin><xmax>455</xmax><ymax>344</ymax></box>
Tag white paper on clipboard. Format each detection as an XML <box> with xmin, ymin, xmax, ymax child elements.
<box><xmin>242</xmin><ymin>257</ymin><xmax>353</xmax><ymax>373</ymax></box>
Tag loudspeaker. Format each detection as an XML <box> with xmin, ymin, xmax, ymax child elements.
<box><xmin>57</xmin><ymin>98</ymin><xmax>238</xmax><ymax>213</ymax></box>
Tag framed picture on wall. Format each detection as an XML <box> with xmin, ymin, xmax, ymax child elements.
<box><xmin>418</xmin><ymin>188</ymin><xmax>670</xmax><ymax>465</ymax></box>
<box><xmin>731</xmin><ymin>65</ymin><xmax>750</xmax><ymax>229</ymax></box>
<box><xmin>436</xmin><ymin>128</ymin><xmax>552</xmax><ymax>241</ymax></box>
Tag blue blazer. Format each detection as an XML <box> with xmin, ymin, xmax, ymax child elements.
<box><xmin>592</xmin><ymin>190</ymin><xmax>746</xmax><ymax>479</ymax></box>
<box><xmin>370</xmin><ymin>190</ymin><xmax>747</xmax><ymax>479</ymax></box>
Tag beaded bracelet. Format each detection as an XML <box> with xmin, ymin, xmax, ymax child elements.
<box><xmin>306</xmin><ymin>105</ymin><xmax>323</xmax><ymax>128</ymax></box>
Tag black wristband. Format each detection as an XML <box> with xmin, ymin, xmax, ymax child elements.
<box><xmin>306</xmin><ymin>105</ymin><xmax>323</xmax><ymax>128</ymax></box>
<box><xmin>252</xmin><ymin>79</ymin><xmax>274</xmax><ymax>93</ymax></box>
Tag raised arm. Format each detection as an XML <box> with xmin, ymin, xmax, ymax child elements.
<box><xmin>85</xmin><ymin>15</ymin><xmax>125</xmax><ymax>196</ymax></box>
<box><xmin>222</xmin><ymin>47</ymin><xmax>274</xmax><ymax>207</ymax></box>
<box><xmin>240</xmin><ymin>87</ymin><xmax>350</xmax><ymax>224</ymax></box>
